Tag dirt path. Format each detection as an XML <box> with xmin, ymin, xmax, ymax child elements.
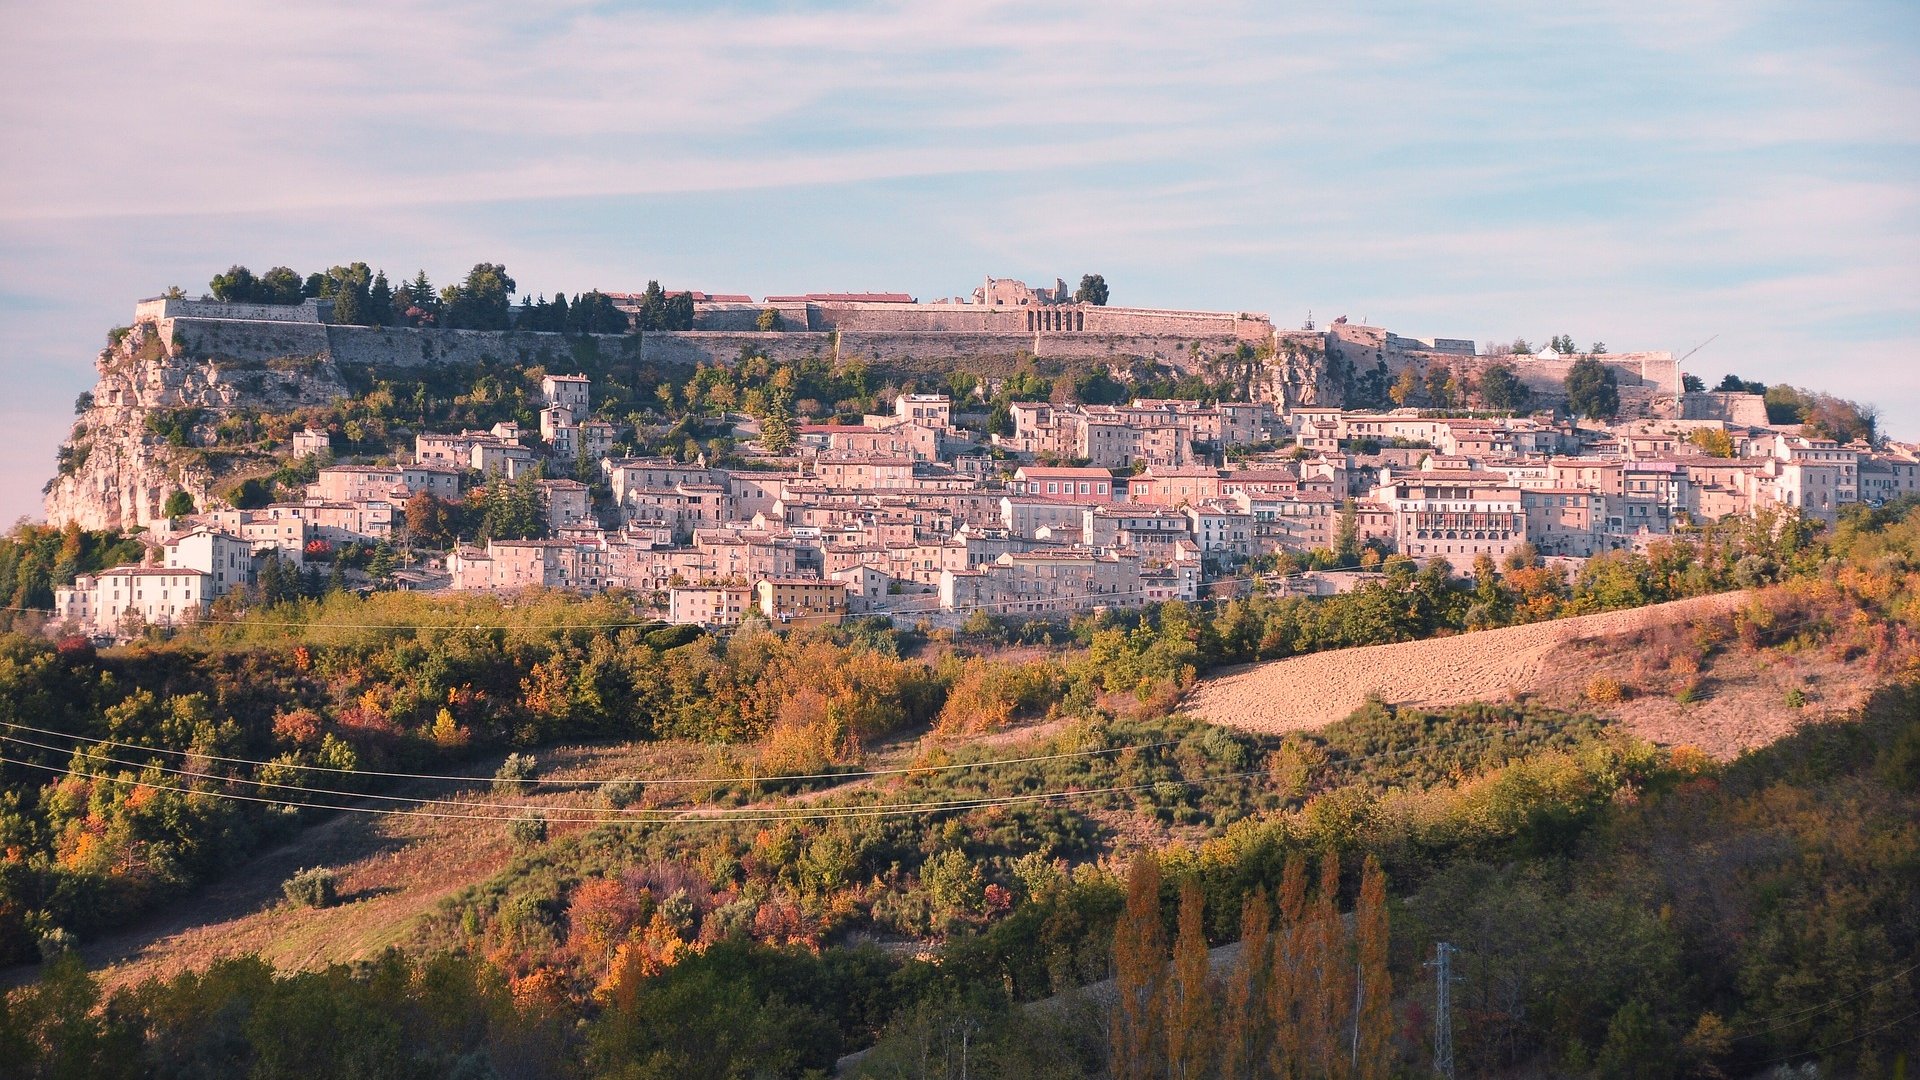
<box><xmin>1185</xmin><ymin>592</ymin><xmax>1754</xmax><ymax>734</ymax></box>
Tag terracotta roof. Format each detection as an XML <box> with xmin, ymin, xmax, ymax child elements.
<box><xmin>762</xmin><ymin>292</ymin><xmax>916</xmax><ymax>304</ymax></box>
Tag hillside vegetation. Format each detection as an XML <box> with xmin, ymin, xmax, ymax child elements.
<box><xmin>0</xmin><ymin>501</ymin><xmax>1916</xmax><ymax>1076</ymax></box>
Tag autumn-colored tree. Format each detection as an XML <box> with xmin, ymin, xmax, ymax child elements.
<box><xmin>1387</xmin><ymin>368</ymin><xmax>1419</xmax><ymax>408</ymax></box>
<box><xmin>1305</xmin><ymin>854</ymin><xmax>1352</xmax><ymax>1078</ymax></box>
<box><xmin>1165</xmin><ymin>879</ymin><xmax>1213</xmax><ymax>1079</ymax></box>
<box><xmin>1219</xmin><ymin>888</ymin><xmax>1272</xmax><ymax>1079</ymax></box>
<box><xmin>1112</xmin><ymin>850</ymin><xmax>1167</xmax><ymax>1080</ymax></box>
<box><xmin>1269</xmin><ymin>855</ymin><xmax>1309</xmax><ymax>1078</ymax></box>
<box><xmin>1352</xmin><ymin>856</ymin><xmax>1393</xmax><ymax>1080</ymax></box>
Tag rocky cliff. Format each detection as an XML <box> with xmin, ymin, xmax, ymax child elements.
<box><xmin>45</xmin><ymin>321</ymin><xmax>353</xmax><ymax>531</ymax></box>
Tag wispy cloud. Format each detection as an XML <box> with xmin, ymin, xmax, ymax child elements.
<box><xmin>0</xmin><ymin>0</ymin><xmax>1915</xmax><ymax>519</ymax></box>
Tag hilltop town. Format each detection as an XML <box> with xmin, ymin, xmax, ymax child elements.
<box><xmin>44</xmin><ymin>271</ymin><xmax>1894</xmax><ymax>639</ymax></box>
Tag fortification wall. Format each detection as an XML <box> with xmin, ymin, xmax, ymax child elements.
<box><xmin>1682</xmin><ymin>392</ymin><xmax>1769</xmax><ymax>426</ymax></box>
<box><xmin>147</xmin><ymin>313</ymin><xmax>1265</xmax><ymax>384</ymax></box>
<box><xmin>164</xmin><ymin>317</ymin><xmax>332</xmax><ymax>361</ymax></box>
<box><xmin>816</xmin><ymin>303</ymin><xmax>1024</xmax><ymax>333</ymax></box>
<box><xmin>689</xmin><ymin>300</ymin><xmax>1274</xmax><ymax>339</ymax></box>
<box><xmin>640</xmin><ymin>332</ymin><xmax>837</xmax><ymax>366</ymax></box>
<box><xmin>136</xmin><ymin>298</ymin><xmax>328</xmax><ymax>324</ymax></box>
<box><xmin>325</xmin><ymin>326</ymin><xmax>644</xmax><ymax>369</ymax></box>
<box><xmin>1082</xmin><ymin>307</ymin><xmax>1269</xmax><ymax>340</ymax></box>
<box><xmin>693</xmin><ymin>302</ymin><xmax>812</xmax><ymax>332</ymax></box>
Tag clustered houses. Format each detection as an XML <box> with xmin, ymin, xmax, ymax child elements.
<box><xmin>995</xmin><ymin>399</ymin><xmax>1279</xmax><ymax>467</ymax></box>
<box><xmin>54</xmin><ymin>362</ymin><xmax>1920</xmax><ymax>638</ymax></box>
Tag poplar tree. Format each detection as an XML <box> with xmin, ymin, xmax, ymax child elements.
<box><xmin>1353</xmin><ymin>856</ymin><xmax>1393</xmax><ymax>1080</ymax></box>
<box><xmin>1111</xmin><ymin>851</ymin><xmax>1166</xmax><ymax>1080</ymax></box>
<box><xmin>1270</xmin><ymin>855</ymin><xmax>1309</xmax><ymax>1078</ymax></box>
<box><xmin>1166</xmin><ymin>880</ymin><xmax>1213</xmax><ymax>1079</ymax></box>
<box><xmin>1306</xmin><ymin>854</ymin><xmax>1352</xmax><ymax>1078</ymax></box>
<box><xmin>1219</xmin><ymin>888</ymin><xmax>1272</xmax><ymax>1079</ymax></box>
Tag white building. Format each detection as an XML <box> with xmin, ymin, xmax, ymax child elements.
<box><xmin>542</xmin><ymin>374</ymin><xmax>591</xmax><ymax>411</ymax></box>
<box><xmin>161</xmin><ymin>527</ymin><xmax>256</xmax><ymax>598</ymax></box>
<box><xmin>57</xmin><ymin>567</ymin><xmax>212</xmax><ymax>636</ymax></box>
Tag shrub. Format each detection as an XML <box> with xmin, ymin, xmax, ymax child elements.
<box><xmin>601</xmin><ymin>779</ymin><xmax>643</xmax><ymax>809</ymax></box>
<box><xmin>1586</xmin><ymin>676</ymin><xmax>1625</xmax><ymax>705</ymax></box>
<box><xmin>35</xmin><ymin>927</ymin><xmax>76</xmax><ymax>962</ymax></box>
<box><xmin>283</xmin><ymin>867</ymin><xmax>340</xmax><ymax>908</ymax></box>
<box><xmin>494</xmin><ymin>752</ymin><xmax>538</xmax><ymax>795</ymax></box>
<box><xmin>510</xmin><ymin>813</ymin><xmax>549</xmax><ymax>846</ymax></box>
<box><xmin>1784</xmin><ymin>687</ymin><xmax>1808</xmax><ymax>709</ymax></box>
<box><xmin>1674</xmin><ymin>681</ymin><xmax>1704</xmax><ymax>706</ymax></box>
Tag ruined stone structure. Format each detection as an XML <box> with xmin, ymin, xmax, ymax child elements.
<box><xmin>1323</xmin><ymin>322</ymin><xmax>1683</xmax><ymax>419</ymax></box>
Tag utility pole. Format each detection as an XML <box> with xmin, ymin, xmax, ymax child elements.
<box><xmin>1427</xmin><ymin>941</ymin><xmax>1459</xmax><ymax>1080</ymax></box>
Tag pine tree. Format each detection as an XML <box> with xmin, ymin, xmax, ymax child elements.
<box><xmin>1220</xmin><ymin>888</ymin><xmax>1272</xmax><ymax>1080</ymax></box>
<box><xmin>1166</xmin><ymin>880</ymin><xmax>1214</xmax><ymax>1079</ymax></box>
<box><xmin>1112</xmin><ymin>851</ymin><xmax>1167</xmax><ymax>1080</ymax></box>
<box><xmin>368</xmin><ymin>271</ymin><xmax>392</xmax><ymax>325</ymax></box>
<box><xmin>1353</xmin><ymin>856</ymin><xmax>1393</xmax><ymax>1080</ymax></box>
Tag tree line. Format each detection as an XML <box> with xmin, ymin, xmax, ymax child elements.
<box><xmin>204</xmin><ymin>262</ymin><xmax>698</xmax><ymax>333</ymax></box>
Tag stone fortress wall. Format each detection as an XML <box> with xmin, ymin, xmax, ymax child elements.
<box><xmin>146</xmin><ymin>286</ymin><xmax>1269</xmax><ymax>376</ymax></box>
<box><xmin>692</xmin><ymin>298</ymin><xmax>1270</xmax><ymax>341</ymax></box>
<box><xmin>135</xmin><ymin>296</ymin><xmax>335</xmax><ymax>325</ymax></box>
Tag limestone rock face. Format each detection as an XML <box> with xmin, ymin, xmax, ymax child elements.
<box><xmin>43</xmin><ymin>321</ymin><xmax>349</xmax><ymax>530</ymax></box>
<box><xmin>1266</xmin><ymin>331</ymin><xmax>1336</xmax><ymax>409</ymax></box>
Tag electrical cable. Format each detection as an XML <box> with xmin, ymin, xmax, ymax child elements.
<box><xmin>0</xmin><ymin>717</ymin><xmax>1179</xmax><ymax>787</ymax></box>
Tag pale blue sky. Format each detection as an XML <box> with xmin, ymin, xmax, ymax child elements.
<box><xmin>2</xmin><ymin>1</ymin><xmax>1915</xmax><ymax>522</ymax></box>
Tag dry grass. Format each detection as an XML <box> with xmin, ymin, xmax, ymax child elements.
<box><xmin>1187</xmin><ymin>587</ymin><xmax>1897</xmax><ymax>761</ymax></box>
<box><xmin>1185</xmin><ymin>592</ymin><xmax>1753</xmax><ymax>737</ymax></box>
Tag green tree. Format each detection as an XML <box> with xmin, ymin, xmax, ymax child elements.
<box><xmin>443</xmin><ymin>263</ymin><xmax>516</xmax><ymax>330</ymax></box>
<box><xmin>208</xmin><ymin>265</ymin><xmax>259</xmax><ymax>302</ymax></box>
<box><xmin>1564</xmin><ymin>356</ymin><xmax>1620</xmax><ymax>420</ymax></box>
<box><xmin>756</xmin><ymin>307</ymin><xmax>781</xmax><ymax>332</ymax></box>
<box><xmin>162</xmin><ymin>490</ymin><xmax>195</xmax><ymax>518</ymax></box>
<box><xmin>367</xmin><ymin>271</ymin><xmax>392</xmax><ymax>324</ymax></box>
<box><xmin>1074</xmin><ymin>274</ymin><xmax>1109</xmax><ymax>305</ymax></box>
<box><xmin>759</xmin><ymin>391</ymin><xmax>797</xmax><ymax>454</ymax></box>
<box><xmin>329</xmin><ymin>276</ymin><xmax>373</xmax><ymax>326</ymax></box>
<box><xmin>396</xmin><ymin>270</ymin><xmax>438</xmax><ymax>325</ymax></box>
<box><xmin>1681</xmin><ymin>373</ymin><xmax>1704</xmax><ymax>393</ymax></box>
<box><xmin>1479</xmin><ymin>361</ymin><xmax>1531</xmax><ymax>412</ymax></box>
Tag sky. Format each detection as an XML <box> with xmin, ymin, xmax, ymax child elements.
<box><xmin>1</xmin><ymin>0</ymin><xmax>1916</xmax><ymax>523</ymax></box>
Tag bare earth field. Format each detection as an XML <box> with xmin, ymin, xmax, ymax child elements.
<box><xmin>1182</xmin><ymin>591</ymin><xmax>1864</xmax><ymax>758</ymax></box>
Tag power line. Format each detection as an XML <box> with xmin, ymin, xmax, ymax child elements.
<box><xmin>1733</xmin><ymin>957</ymin><xmax>1920</xmax><ymax>1040</ymax></box>
<box><xmin>0</xmin><ymin>722</ymin><xmax>1535</xmax><ymax>827</ymax></box>
<box><xmin>0</xmin><ymin>717</ymin><xmax>1179</xmax><ymax>787</ymax></box>
<box><xmin>1751</xmin><ymin>1005</ymin><xmax>1920</xmax><ymax>1068</ymax></box>
<box><xmin>0</xmin><ymin>729</ymin><xmax>1197</xmax><ymax>819</ymax></box>
<box><xmin>0</xmin><ymin>750</ymin><xmax>1270</xmax><ymax>826</ymax></box>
